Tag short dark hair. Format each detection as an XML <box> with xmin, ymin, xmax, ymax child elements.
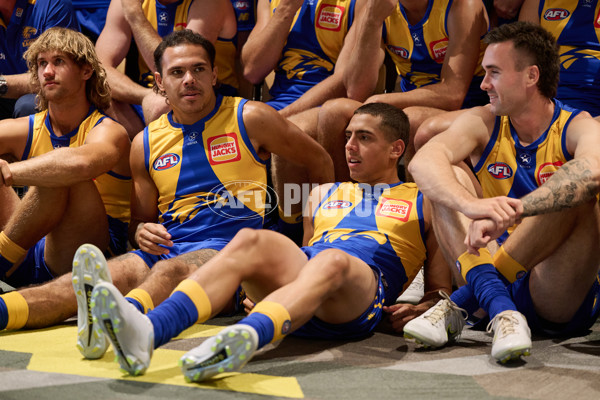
<box><xmin>484</xmin><ymin>21</ymin><xmax>559</xmax><ymax>99</ymax></box>
<box><xmin>153</xmin><ymin>29</ymin><xmax>216</xmax><ymax>75</ymax></box>
<box><xmin>353</xmin><ymin>102</ymin><xmax>410</xmax><ymax>145</ymax></box>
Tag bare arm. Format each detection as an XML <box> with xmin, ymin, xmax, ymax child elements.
<box><xmin>96</xmin><ymin>0</ymin><xmax>150</xmax><ymax>104</ymax></box>
<box><xmin>120</xmin><ymin>0</ymin><xmax>162</xmax><ymax>72</ymax></box>
<box><xmin>343</xmin><ymin>0</ymin><xmax>392</xmax><ymax>101</ymax></box>
<box><xmin>521</xmin><ymin>115</ymin><xmax>600</xmax><ymax>216</ymax></box>
<box><xmin>301</xmin><ymin>183</ymin><xmax>335</xmax><ymax>246</ymax></box>
<box><xmin>1</xmin><ymin>118</ymin><xmax>129</xmax><ymax>187</ymax></box>
<box><xmin>128</xmin><ymin>132</ymin><xmax>173</xmax><ymax>253</ymax></box>
<box><xmin>243</xmin><ymin>100</ymin><xmax>334</xmax><ymax>184</ymax></box>
<box><xmin>0</xmin><ymin>117</ymin><xmax>29</xmax><ymax>158</ymax></box>
<box><xmin>409</xmin><ymin>106</ymin><xmax>522</xmax><ymax>226</ymax></box>
<box><xmin>241</xmin><ymin>0</ymin><xmax>303</xmax><ymax>84</ymax></box>
<box><xmin>368</xmin><ymin>0</ymin><xmax>488</xmax><ymax>110</ymax></box>
<box><xmin>383</xmin><ymin>196</ymin><xmax>451</xmax><ymax>332</ymax></box>
<box><xmin>3</xmin><ymin>73</ymin><xmax>33</xmax><ymax>99</ymax></box>
<box><xmin>517</xmin><ymin>0</ymin><xmax>539</xmax><ymax>23</ymax></box>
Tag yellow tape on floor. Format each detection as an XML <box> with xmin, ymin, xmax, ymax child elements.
<box><xmin>0</xmin><ymin>324</ymin><xmax>303</xmax><ymax>398</ymax></box>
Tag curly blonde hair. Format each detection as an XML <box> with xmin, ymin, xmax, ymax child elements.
<box><xmin>24</xmin><ymin>27</ymin><xmax>111</xmax><ymax>111</ymax></box>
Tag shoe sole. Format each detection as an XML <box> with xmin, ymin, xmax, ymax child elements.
<box><xmin>179</xmin><ymin>327</ymin><xmax>256</xmax><ymax>382</ymax></box>
<box><xmin>496</xmin><ymin>346</ymin><xmax>532</xmax><ymax>363</ymax></box>
<box><xmin>72</xmin><ymin>244</ymin><xmax>111</xmax><ymax>359</ymax></box>
<box><xmin>91</xmin><ymin>285</ymin><xmax>153</xmax><ymax>376</ymax></box>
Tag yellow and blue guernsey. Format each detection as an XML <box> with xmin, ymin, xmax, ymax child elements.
<box><xmin>473</xmin><ymin>99</ymin><xmax>581</xmax><ymax>243</ymax></box>
<box><xmin>383</xmin><ymin>0</ymin><xmax>488</xmax><ymax>108</ymax></box>
<box><xmin>143</xmin><ymin>95</ymin><xmax>266</xmax><ymax>248</ymax></box>
<box><xmin>536</xmin><ymin>0</ymin><xmax>600</xmax><ymax>116</ymax></box>
<box><xmin>306</xmin><ymin>181</ymin><xmax>427</xmax><ymax>306</ymax></box>
<box><xmin>266</xmin><ymin>0</ymin><xmax>356</xmax><ymax>109</ymax></box>
<box><xmin>138</xmin><ymin>0</ymin><xmax>238</xmax><ymax>93</ymax></box>
<box><xmin>21</xmin><ymin>108</ymin><xmax>132</xmax><ymax>255</ymax></box>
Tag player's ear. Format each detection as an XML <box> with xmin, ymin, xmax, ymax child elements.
<box><xmin>390</xmin><ymin>139</ymin><xmax>405</xmax><ymax>160</ymax></box>
<box><xmin>527</xmin><ymin>64</ymin><xmax>540</xmax><ymax>87</ymax></box>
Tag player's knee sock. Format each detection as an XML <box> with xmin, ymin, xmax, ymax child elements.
<box><xmin>0</xmin><ymin>232</ymin><xmax>26</xmax><ymax>279</ymax></box>
<box><xmin>148</xmin><ymin>279</ymin><xmax>211</xmax><ymax>348</ymax></box>
<box><xmin>457</xmin><ymin>250</ymin><xmax>516</xmax><ymax>319</ymax></box>
<box><xmin>238</xmin><ymin>301</ymin><xmax>291</xmax><ymax>349</ymax></box>
<box><xmin>449</xmin><ymin>284</ymin><xmax>480</xmax><ymax>315</ymax></box>
<box><xmin>125</xmin><ymin>288</ymin><xmax>155</xmax><ymax>314</ymax></box>
<box><xmin>493</xmin><ymin>246</ymin><xmax>527</xmax><ymax>283</ymax></box>
<box><xmin>0</xmin><ymin>292</ymin><xmax>29</xmax><ymax>330</ymax></box>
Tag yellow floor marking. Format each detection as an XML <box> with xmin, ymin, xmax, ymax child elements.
<box><xmin>0</xmin><ymin>324</ymin><xmax>303</xmax><ymax>398</ymax></box>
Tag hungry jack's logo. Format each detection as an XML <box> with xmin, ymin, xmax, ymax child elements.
<box><xmin>316</xmin><ymin>4</ymin><xmax>344</xmax><ymax>31</ymax></box>
<box><xmin>208</xmin><ymin>133</ymin><xmax>241</xmax><ymax>165</ymax></box>
<box><xmin>376</xmin><ymin>197</ymin><xmax>412</xmax><ymax>222</ymax></box>
<box><xmin>537</xmin><ymin>161</ymin><xmax>563</xmax><ymax>185</ymax></box>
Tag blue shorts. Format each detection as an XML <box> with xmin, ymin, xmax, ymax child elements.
<box><xmin>130</xmin><ymin>238</ymin><xmax>229</xmax><ymax>268</ymax></box>
<box><xmin>5</xmin><ymin>216</ymin><xmax>128</xmax><ymax>287</ymax></box>
<box><xmin>291</xmin><ymin>246</ymin><xmax>385</xmax><ymax>340</ymax></box>
<box><xmin>509</xmin><ymin>270</ymin><xmax>600</xmax><ymax>337</ymax></box>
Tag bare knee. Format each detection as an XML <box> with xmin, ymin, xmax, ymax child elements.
<box><xmin>319</xmin><ymin>98</ymin><xmax>360</xmax><ymax>123</ymax></box>
<box><xmin>414</xmin><ymin>114</ymin><xmax>448</xmax><ymax>150</ymax></box>
<box><xmin>313</xmin><ymin>249</ymin><xmax>351</xmax><ymax>289</ymax></box>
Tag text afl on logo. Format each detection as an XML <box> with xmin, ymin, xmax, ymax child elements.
<box><xmin>316</xmin><ymin>5</ymin><xmax>344</xmax><ymax>31</ymax></box>
<box><xmin>234</xmin><ymin>1</ymin><xmax>249</xmax><ymax>10</ymax></box>
<box><xmin>543</xmin><ymin>8</ymin><xmax>570</xmax><ymax>21</ymax></box>
<box><xmin>487</xmin><ymin>162</ymin><xmax>513</xmax><ymax>179</ymax></box>
<box><xmin>323</xmin><ymin>200</ymin><xmax>352</xmax><ymax>209</ymax></box>
<box><xmin>153</xmin><ymin>153</ymin><xmax>180</xmax><ymax>170</ymax></box>
<box><xmin>387</xmin><ymin>45</ymin><xmax>408</xmax><ymax>59</ymax></box>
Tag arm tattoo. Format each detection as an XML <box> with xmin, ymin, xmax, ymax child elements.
<box><xmin>521</xmin><ymin>159</ymin><xmax>599</xmax><ymax>217</ymax></box>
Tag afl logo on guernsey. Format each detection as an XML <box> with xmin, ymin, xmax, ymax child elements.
<box><xmin>323</xmin><ymin>200</ymin><xmax>352</xmax><ymax>209</ymax></box>
<box><xmin>208</xmin><ymin>133</ymin><xmax>241</xmax><ymax>165</ymax></box>
<box><xmin>487</xmin><ymin>162</ymin><xmax>513</xmax><ymax>179</ymax></box>
<box><xmin>537</xmin><ymin>161</ymin><xmax>564</xmax><ymax>185</ymax></box>
<box><xmin>153</xmin><ymin>153</ymin><xmax>180</xmax><ymax>170</ymax></box>
<box><xmin>316</xmin><ymin>4</ymin><xmax>344</xmax><ymax>31</ymax></box>
<box><xmin>543</xmin><ymin>9</ymin><xmax>570</xmax><ymax>21</ymax></box>
<box><xmin>387</xmin><ymin>45</ymin><xmax>409</xmax><ymax>59</ymax></box>
<box><xmin>376</xmin><ymin>198</ymin><xmax>412</xmax><ymax>222</ymax></box>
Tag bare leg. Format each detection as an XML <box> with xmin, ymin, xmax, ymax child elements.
<box><xmin>262</xmin><ymin>248</ymin><xmax>378</xmax><ymax>330</ymax></box>
<box><xmin>104</xmin><ymin>100</ymin><xmax>145</xmax><ymax>140</ymax></box>
<box><xmin>19</xmin><ymin>252</ymin><xmax>150</xmax><ymax>328</ymax></box>
<box><xmin>503</xmin><ymin>200</ymin><xmax>600</xmax><ymax>323</ymax></box>
<box><xmin>402</xmin><ymin>106</ymin><xmax>446</xmax><ymax>181</ymax></box>
<box><xmin>414</xmin><ymin>109</ymin><xmax>468</xmax><ymax>151</ymax></box>
<box><xmin>133</xmin><ymin>248</ymin><xmax>219</xmax><ymax>307</ymax></box>
<box><xmin>273</xmin><ymin>108</ymin><xmax>322</xmax><ymax>220</ymax></box>
<box><xmin>3</xmin><ymin>181</ymin><xmax>109</xmax><ymax>278</ymax></box>
<box><xmin>0</xmin><ymin>186</ymin><xmax>19</xmax><ymax>230</ymax></box>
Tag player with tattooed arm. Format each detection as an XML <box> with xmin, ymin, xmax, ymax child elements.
<box><xmin>404</xmin><ymin>22</ymin><xmax>600</xmax><ymax>362</ymax></box>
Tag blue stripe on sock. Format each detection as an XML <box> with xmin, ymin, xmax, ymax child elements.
<box><xmin>0</xmin><ymin>297</ymin><xmax>7</xmax><ymax>330</ymax></box>
<box><xmin>239</xmin><ymin>313</ymin><xmax>274</xmax><ymax>349</ymax></box>
<box><xmin>126</xmin><ymin>297</ymin><xmax>145</xmax><ymax>314</ymax></box>
<box><xmin>450</xmin><ymin>284</ymin><xmax>480</xmax><ymax>315</ymax></box>
<box><xmin>466</xmin><ymin>263</ymin><xmax>517</xmax><ymax>319</ymax></box>
<box><xmin>147</xmin><ymin>291</ymin><xmax>199</xmax><ymax>348</ymax></box>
